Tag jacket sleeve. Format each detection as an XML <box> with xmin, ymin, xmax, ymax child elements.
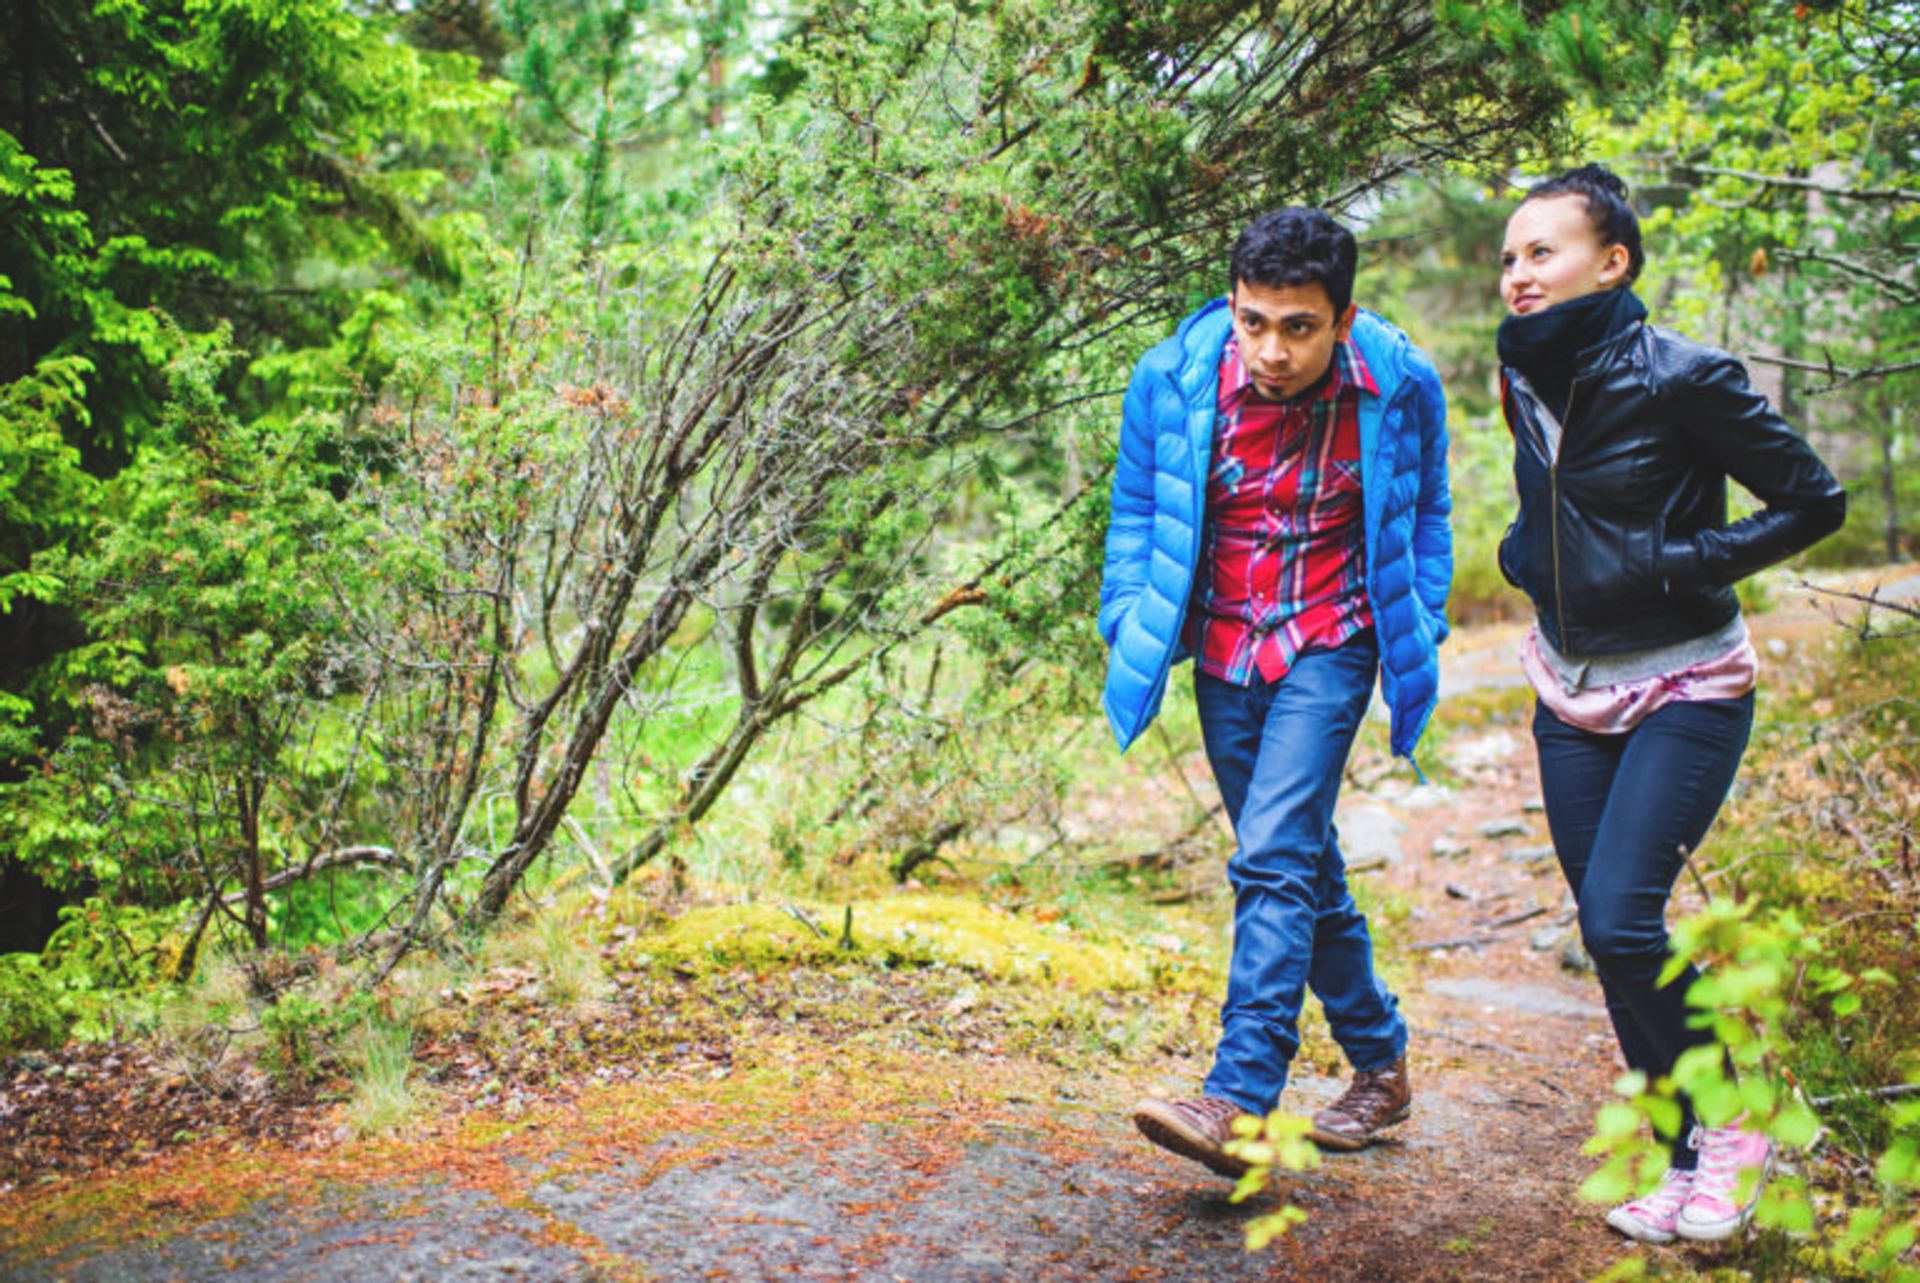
<box><xmin>1659</xmin><ymin>349</ymin><xmax>1847</xmax><ymax>593</ymax></box>
<box><xmin>1097</xmin><ymin>356</ymin><xmax>1160</xmax><ymax>647</ymax></box>
<box><xmin>1411</xmin><ymin>357</ymin><xmax>1453</xmax><ymax>645</ymax></box>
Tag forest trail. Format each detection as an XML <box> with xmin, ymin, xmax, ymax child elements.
<box><xmin>3</xmin><ymin>567</ymin><xmax>1914</xmax><ymax>1283</ymax></box>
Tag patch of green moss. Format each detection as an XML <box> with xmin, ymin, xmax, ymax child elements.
<box><xmin>1432</xmin><ymin>683</ymin><xmax>1534</xmax><ymax>732</ymax></box>
<box><xmin>618</xmin><ymin>894</ymin><xmax>1200</xmax><ymax>993</ymax></box>
<box><xmin>456</xmin><ymin>1113</ymin><xmax>540</xmax><ymax>1147</ymax></box>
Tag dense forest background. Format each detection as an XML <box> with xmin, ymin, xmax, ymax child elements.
<box><xmin>2</xmin><ymin>2</ymin><xmax>1917</xmax><ymax>1277</ymax></box>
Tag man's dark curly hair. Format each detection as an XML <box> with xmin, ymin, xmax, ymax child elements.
<box><xmin>1230</xmin><ymin>207</ymin><xmax>1357</xmax><ymax>316</ymax></box>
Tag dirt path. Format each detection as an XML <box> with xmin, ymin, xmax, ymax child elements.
<box><xmin>5</xmin><ymin>565</ymin><xmax>1915</xmax><ymax>1282</ymax></box>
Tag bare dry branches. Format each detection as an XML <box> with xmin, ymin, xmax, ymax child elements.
<box><xmin>1682</xmin><ymin>164</ymin><xmax>1920</xmax><ymax>205</ymax></box>
<box><xmin>1799</xmin><ymin>577</ymin><xmax>1920</xmax><ymax>640</ymax></box>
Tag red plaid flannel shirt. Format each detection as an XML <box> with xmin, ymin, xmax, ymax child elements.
<box><xmin>1182</xmin><ymin>333</ymin><xmax>1376</xmax><ymax>685</ymax></box>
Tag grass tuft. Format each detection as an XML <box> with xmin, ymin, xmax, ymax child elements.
<box><xmin>343</xmin><ymin>1017</ymin><xmax>425</xmax><ymax>1137</ymax></box>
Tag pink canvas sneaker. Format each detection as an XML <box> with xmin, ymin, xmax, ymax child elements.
<box><xmin>1676</xmin><ymin>1120</ymin><xmax>1774</xmax><ymax>1241</ymax></box>
<box><xmin>1604</xmin><ymin>1166</ymin><xmax>1697</xmax><ymax>1244</ymax></box>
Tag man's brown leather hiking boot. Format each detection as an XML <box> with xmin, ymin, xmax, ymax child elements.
<box><xmin>1132</xmin><ymin>1096</ymin><xmax>1255</xmax><ymax>1178</ymax></box>
<box><xmin>1308</xmin><ymin>1056</ymin><xmax>1411</xmax><ymax>1151</ymax></box>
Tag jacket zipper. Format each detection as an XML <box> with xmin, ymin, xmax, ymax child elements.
<box><xmin>1549</xmin><ymin>382</ymin><xmax>1580</xmax><ymax>646</ymax></box>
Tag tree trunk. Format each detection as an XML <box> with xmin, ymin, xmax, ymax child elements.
<box><xmin>12</xmin><ymin>0</ymin><xmax>37</xmax><ymax>154</ymax></box>
<box><xmin>1885</xmin><ymin>427</ymin><xmax>1900</xmax><ymax>563</ymax></box>
<box><xmin>706</xmin><ymin>50</ymin><xmax>726</xmax><ymax>129</ymax></box>
<box><xmin>239</xmin><ymin>774</ymin><xmax>268</xmax><ymax>950</ymax></box>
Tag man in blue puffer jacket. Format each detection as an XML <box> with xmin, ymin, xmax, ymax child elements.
<box><xmin>1106</xmin><ymin>208</ymin><xmax>1451</xmax><ymax>1178</ymax></box>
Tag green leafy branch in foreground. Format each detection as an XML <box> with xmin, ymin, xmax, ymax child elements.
<box><xmin>1583</xmin><ymin>898</ymin><xmax>1919</xmax><ymax>1282</ymax></box>
<box><xmin>1227</xmin><ymin>1112</ymin><xmax>1325</xmax><ymax>1250</ymax></box>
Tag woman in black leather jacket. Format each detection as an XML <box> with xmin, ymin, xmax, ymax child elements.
<box><xmin>1495</xmin><ymin>165</ymin><xmax>1845</xmax><ymax>1247</ymax></box>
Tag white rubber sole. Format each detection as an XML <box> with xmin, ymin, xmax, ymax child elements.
<box><xmin>1604</xmin><ymin>1205</ymin><xmax>1679</xmax><ymax>1245</ymax></box>
<box><xmin>1673</xmin><ymin>1154</ymin><xmax>1774</xmax><ymax>1242</ymax></box>
<box><xmin>1674</xmin><ymin>1204</ymin><xmax>1760</xmax><ymax>1242</ymax></box>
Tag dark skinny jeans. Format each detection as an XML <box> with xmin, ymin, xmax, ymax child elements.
<box><xmin>1532</xmin><ymin>691</ymin><xmax>1755</xmax><ymax>1168</ymax></box>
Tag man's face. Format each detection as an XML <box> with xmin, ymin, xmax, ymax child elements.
<box><xmin>1229</xmin><ymin>279</ymin><xmax>1355</xmax><ymax>401</ymax></box>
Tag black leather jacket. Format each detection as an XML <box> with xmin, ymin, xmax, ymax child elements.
<box><xmin>1499</xmin><ymin>323</ymin><xmax>1846</xmax><ymax>656</ymax></box>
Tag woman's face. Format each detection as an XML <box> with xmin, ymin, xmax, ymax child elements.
<box><xmin>1500</xmin><ymin>194</ymin><xmax>1631</xmax><ymax>316</ymax></box>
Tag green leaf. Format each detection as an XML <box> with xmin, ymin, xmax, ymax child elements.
<box><xmin>1244</xmin><ymin>1205</ymin><xmax>1307</xmax><ymax>1252</ymax></box>
<box><xmin>1578</xmin><ymin>1154</ymin><xmax>1637</xmax><ymax>1204</ymax></box>
<box><xmin>1773</xmin><ymin>1097</ymin><xmax>1819</xmax><ymax>1148</ymax></box>
<box><xmin>1756</xmin><ymin>1183</ymin><xmax>1814</xmax><ymax>1233</ymax></box>
<box><xmin>1738</xmin><ymin>1077</ymin><xmax>1778</xmax><ymax>1118</ymax></box>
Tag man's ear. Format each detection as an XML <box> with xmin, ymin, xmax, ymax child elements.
<box><xmin>1335</xmin><ymin>302</ymin><xmax>1358</xmax><ymax>339</ymax></box>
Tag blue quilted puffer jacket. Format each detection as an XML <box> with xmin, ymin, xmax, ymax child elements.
<box><xmin>1098</xmin><ymin>299</ymin><xmax>1453</xmax><ymax>761</ymax></box>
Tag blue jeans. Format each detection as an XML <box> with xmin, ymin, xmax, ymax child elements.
<box><xmin>1193</xmin><ymin>631</ymin><xmax>1407</xmax><ymax>1114</ymax></box>
<box><xmin>1533</xmin><ymin>693</ymin><xmax>1754</xmax><ymax>1165</ymax></box>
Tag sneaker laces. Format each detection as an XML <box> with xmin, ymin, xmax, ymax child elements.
<box><xmin>1691</xmin><ymin>1122</ymin><xmax>1767</xmax><ymax>1202</ymax></box>
<box><xmin>1622</xmin><ymin>1167</ymin><xmax>1694</xmax><ymax>1219</ymax></box>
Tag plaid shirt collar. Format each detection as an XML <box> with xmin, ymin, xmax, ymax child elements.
<box><xmin>1218</xmin><ymin>330</ymin><xmax>1379</xmax><ymax>410</ymax></box>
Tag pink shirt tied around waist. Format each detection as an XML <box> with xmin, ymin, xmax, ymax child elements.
<box><xmin>1521</xmin><ymin>627</ymin><xmax>1759</xmax><ymax>735</ymax></box>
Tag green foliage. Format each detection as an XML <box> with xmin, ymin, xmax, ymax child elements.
<box><xmin>1366</xmin><ymin>179</ymin><xmax>1513</xmax><ymax>422</ymax></box>
<box><xmin>0</xmin><ymin>2</ymin><xmax>507</xmax><ymax>832</ymax></box>
<box><xmin>495</xmin><ymin>0</ymin><xmax>762</xmax><ymax>250</ymax></box>
<box><xmin>0</xmin><ymin>135</ymin><xmax>103</xmax><ymax>748</ymax></box>
<box><xmin>1443</xmin><ymin>413</ymin><xmax>1530</xmax><ymax>623</ymax></box>
<box><xmin>42</xmin><ymin>896</ymin><xmax>182</xmax><ymax>997</ymax></box>
<box><xmin>3</xmin><ymin>1</ymin><xmax>503</xmax><ymax>446</ymax></box>
<box><xmin>0</xmin><ymin>954</ymin><xmax>71</xmax><ymax>1052</ymax></box>
<box><xmin>1434</xmin><ymin>0</ymin><xmax>1691</xmax><ymax>103</ymax></box>
<box><xmin>269</xmin><ymin>868</ymin><xmax>405</xmax><ymax>951</ymax></box>
<box><xmin>0</xmin><ymin>896</ymin><xmax>184</xmax><ymax>1050</ymax></box>
<box><xmin>1582</xmin><ymin>896</ymin><xmax>1919</xmax><ymax>1280</ymax></box>
<box><xmin>257</xmin><ymin>989</ymin><xmax>332</xmax><ymax>1091</ymax></box>
<box><xmin>0</xmin><ymin>352</ymin><xmax>96</xmax><ymax>613</ymax></box>
<box><xmin>8</xmin><ymin>333</ymin><xmax>374</xmax><ymax>943</ymax></box>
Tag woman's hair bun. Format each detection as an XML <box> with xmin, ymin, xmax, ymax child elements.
<box><xmin>1563</xmin><ymin>163</ymin><xmax>1630</xmax><ymax>201</ymax></box>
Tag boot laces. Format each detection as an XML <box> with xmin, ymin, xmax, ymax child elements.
<box><xmin>1335</xmin><ymin>1069</ymin><xmax>1396</xmax><ymax>1113</ymax></box>
<box><xmin>1191</xmin><ymin>1097</ymin><xmax>1244</xmax><ymax>1125</ymax></box>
